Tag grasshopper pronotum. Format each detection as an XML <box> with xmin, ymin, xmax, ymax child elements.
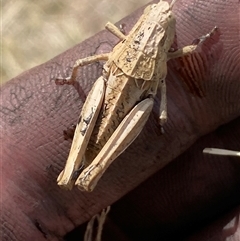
<box><xmin>57</xmin><ymin>0</ymin><xmax>216</xmax><ymax>191</ymax></box>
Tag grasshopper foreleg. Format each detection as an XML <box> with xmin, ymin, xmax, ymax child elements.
<box><xmin>105</xmin><ymin>22</ymin><xmax>126</xmax><ymax>40</ymax></box>
<box><xmin>57</xmin><ymin>76</ymin><xmax>105</xmax><ymax>190</ymax></box>
<box><xmin>75</xmin><ymin>98</ymin><xmax>154</xmax><ymax>191</ymax></box>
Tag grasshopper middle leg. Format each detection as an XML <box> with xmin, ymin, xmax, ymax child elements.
<box><xmin>56</xmin><ymin>21</ymin><xmax>127</xmax><ymax>85</ymax></box>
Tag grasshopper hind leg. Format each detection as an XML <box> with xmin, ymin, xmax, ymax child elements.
<box><xmin>57</xmin><ymin>77</ymin><xmax>106</xmax><ymax>190</ymax></box>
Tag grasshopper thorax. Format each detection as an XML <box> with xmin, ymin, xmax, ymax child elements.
<box><xmin>107</xmin><ymin>0</ymin><xmax>176</xmax><ymax>80</ymax></box>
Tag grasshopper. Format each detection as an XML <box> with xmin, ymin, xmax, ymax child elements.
<box><xmin>57</xmin><ymin>0</ymin><xmax>216</xmax><ymax>191</ymax></box>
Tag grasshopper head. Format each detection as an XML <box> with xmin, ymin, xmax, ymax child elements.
<box><xmin>146</xmin><ymin>0</ymin><xmax>176</xmax><ymax>51</ymax></box>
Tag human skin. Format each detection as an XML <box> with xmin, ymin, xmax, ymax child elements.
<box><xmin>1</xmin><ymin>0</ymin><xmax>240</xmax><ymax>240</ymax></box>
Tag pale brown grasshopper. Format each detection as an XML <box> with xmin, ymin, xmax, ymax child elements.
<box><xmin>57</xmin><ymin>0</ymin><xmax>216</xmax><ymax>191</ymax></box>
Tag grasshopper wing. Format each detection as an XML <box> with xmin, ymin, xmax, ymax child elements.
<box><xmin>75</xmin><ymin>98</ymin><xmax>154</xmax><ymax>191</ymax></box>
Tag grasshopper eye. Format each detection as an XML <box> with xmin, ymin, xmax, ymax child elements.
<box><xmin>144</xmin><ymin>4</ymin><xmax>156</xmax><ymax>14</ymax></box>
<box><xmin>144</xmin><ymin>5</ymin><xmax>151</xmax><ymax>13</ymax></box>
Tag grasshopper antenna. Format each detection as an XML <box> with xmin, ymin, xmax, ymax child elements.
<box><xmin>170</xmin><ymin>0</ymin><xmax>177</xmax><ymax>9</ymax></box>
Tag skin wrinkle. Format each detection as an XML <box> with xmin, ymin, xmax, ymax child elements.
<box><xmin>1</xmin><ymin>0</ymin><xmax>240</xmax><ymax>240</ymax></box>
